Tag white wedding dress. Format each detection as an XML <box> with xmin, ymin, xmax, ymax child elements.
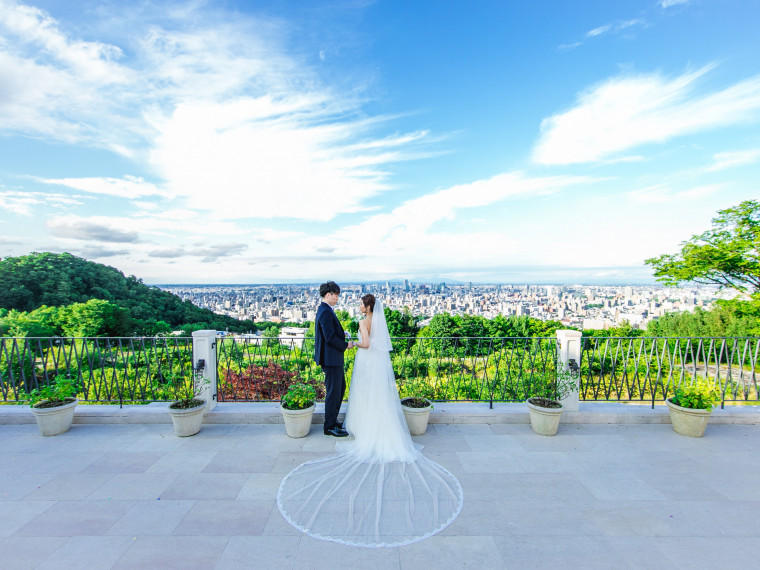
<box><xmin>277</xmin><ymin>301</ymin><xmax>463</xmax><ymax>548</ymax></box>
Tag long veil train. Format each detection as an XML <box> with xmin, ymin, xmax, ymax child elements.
<box><xmin>277</xmin><ymin>301</ymin><xmax>463</xmax><ymax>547</ymax></box>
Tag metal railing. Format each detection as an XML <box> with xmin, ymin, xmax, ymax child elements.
<box><xmin>580</xmin><ymin>336</ymin><xmax>759</xmax><ymax>407</ymax></box>
<box><xmin>216</xmin><ymin>336</ymin><xmax>558</xmax><ymax>406</ymax></box>
<box><xmin>2</xmin><ymin>335</ymin><xmax>758</xmax><ymax>406</ymax></box>
<box><xmin>0</xmin><ymin>336</ymin><xmax>193</xmax><ymax>405</ymax></box>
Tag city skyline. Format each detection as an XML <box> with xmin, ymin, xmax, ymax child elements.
<box><xmin>1</xmin><ymin>1</ymin><xmax>759</xmax><ymax>283</ymax></box>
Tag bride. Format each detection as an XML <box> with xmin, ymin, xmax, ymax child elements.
<box><xmin>277</xmin><ymin>294</ymin><xmax>463</xmax><ymax>548</ymax></box>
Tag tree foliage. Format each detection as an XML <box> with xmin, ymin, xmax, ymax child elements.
<box><xmin>0</xmin><ymin>252</ymin><xmax>256</xmax><ymax>335</ymax></box>
<box><xmin>645</xmin><ymin>200</ymin><xmax>760</xmax><ymax>337</ymax></box>
<box><xmin>645</xmin><ymin>200</ymin><xmax>760</xmax><ymax>295</ymax></box>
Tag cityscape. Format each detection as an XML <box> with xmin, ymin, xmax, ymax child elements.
<box><xmin>160</xmin><ymin>282</ymin><xmax>726</xmax><ymax>332</ymax></box>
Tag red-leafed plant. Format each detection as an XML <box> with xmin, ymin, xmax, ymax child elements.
<box><xmin>218</xmin><ymin>361</ymin><xmax>325</xmax><ymax>401</ymax></box>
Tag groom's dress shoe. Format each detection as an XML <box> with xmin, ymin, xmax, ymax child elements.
<box><xmin>324</xmin><ymin>426</ymin><xmax>349</xmax><ymax>437</ymax></box>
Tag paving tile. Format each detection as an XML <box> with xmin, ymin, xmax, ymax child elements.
<box><xmin>456</xmin><ymin>452</ymin><xmax>522</xmax><ymax>473</ymax></box>
<box><xmin>493</xmin><ymin>534</ymin><xmax>672</xmax><ymax>570</ymax></box>
<box><xmin>0</xmin><ymin>471</ymin><xmax>56</xmax><ymax>500</ymax></box>
<box><xmin>37</xmin><ymin>535</ymin><xmax>136</xmax><ymax>569</ymax></box>
<box><xmin>490</xmin><ymin>424</ymin><xmax>533</xmax><ymax>435</ymax></box>
<box><xmin>120</xmin><ymin>434</ymin><xmax>188</xmax><ymax>452</ymax></box>
<box><xmin>512</xmin><ymin>451</ymin><xmax>575</xmax><ymax>473</ymax></box>
<box><xmin>635</xmin><ymin>471</ymin><xmax>729</xmax><ymax>501</ymax></box>
<box><xmin>216</xmin><ymin>535</ymin><xmax>301</xmax><ymax>569</ymax></box>
<box><xmin>24</xmin><ymin>473</ymin><xmax>114</xmax><ymax>500</ymax></box>
<box><xmin>656</xmin><ymin>536</ymin><xmax>758</xmax><ymax>569</ymax></box>
<box><xmin>114</xmin><ymin>535</ymin><xmax>229</xmax><ymax>569</ymax></box>
<box><xmin>440</xmin><ymin>499</ymin><xmax>602</xmax><ymax>537</ymax></box>
<box><xmin>0</xmin><ymin>451</ymin><xmax>45</xmax><ymax>473</ymax></box>
<box><xmin>203</xmin><ymin>451</ymin><xmax>278</xmax><ymax>473</ymax></box>
<box><xmin>145</xmin><ymin>450</ymin><xmax>217</xmax><ymax>473</ymax></box>
<box><xmin>0</xmin><ymin>536</ymin><xmax>67</xmax><ymax>567</ymax></box>
<box><xmin>463</xmin><ymin>472</ymin><xmax>596</xmax><ymax>503</ymax></box>
<box><xmin>263</xmin><ymin>503</ymin><xmax>305</xmax><ymax>536</ymax></box>
<box><xmin>574</xmin><ymin>471</ymin><xmax>668</xmax><ymax>501</ymax></box>
<box><xmin>160</xmin><ymin>472</ymin><xmax>250</xmax><ymax>500</ymax></box>
<box><xmin>234</xmin><ymin>433</ymin><xmax>307</xmax><ymax>452</ymax></box>
<box><xmin>236</xmin><ymin>472</ymin><xmax>288</xmax><ymax>500</ymax></box>
<box><xmin>23</xmin><ymin>451</ymin><xmax>104</xmax><ymax>473</ymax></box>
<box><xmin>463</xmin><ymin>434</ymin><xmax>523</xmax><ymax>453</ymax></box>
<box><xmin>15</xmin><ymin>500</ymin><xmax>135</xmax><ymax>536</ymax></box>
<box><xmin>270</xmin><ymin>452</ymin><xmax>332</xmax><ymax>475</ymax></box>
<box><xmin>87</xmin><ymin>472</ymin><xmax>178</xmax><ymax>500</ymax></box>
<box><xmin>107</xmin><ymin>500</ymin><xmax>196</xmax><ymax>536</ymax></box>
<box><xmin>0</xmin><ymin>500</ymin><xmax>55</xmax><ymax>536</ymax></box>
<box><xmin>399</xmin><ymin>535</ymin><xmax>503</xmax><ymax>570</ymax></box>
<box><xmin>295</xmin><ymin>535</ymin><xmax>400</xmax><ymax>569</ymax></box>
<box><xmin>81</xmin><ymin>452</ymin><xmax>163</xmax><ymax>473</ymax></box>
<box><xmin>179</xmin><ymin>432</ymin><xmax>243</xmax><ymax>451</ymax></box>
<box><xmin>173</xmin><ymin>499</ymin><xmax>273</xmax><ymax>535</ymax></box>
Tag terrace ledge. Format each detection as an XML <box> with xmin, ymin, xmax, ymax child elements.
<box><xmin>1</xmin><ymin>401</ymin><xmax>758</xmax><ymax>425</ymax></box>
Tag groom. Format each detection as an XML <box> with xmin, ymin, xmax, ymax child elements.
<box><xmin>315</xmin><ymin>281</ymin><xmax>353</xmax><ymax>437</ymax></box>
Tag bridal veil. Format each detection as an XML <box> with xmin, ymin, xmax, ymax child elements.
<box><xmin>277</xmin><ymin>300</ymin><xmax>463</xmax><ymax>547</ymax></box>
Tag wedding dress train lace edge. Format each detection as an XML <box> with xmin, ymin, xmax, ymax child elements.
<box><xmin>276</xmin><ymin>454</ymin><xmax>465</xmax><ymax>549</ymax></box>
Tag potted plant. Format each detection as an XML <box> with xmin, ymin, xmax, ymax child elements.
<box><xmin>400</xmin><ymin>397</ymin><xmax>433</xmax><ymax>436</ymax></box>
<box><xmin>167</xmin><ymin>369</ymin><xmax>209</xmax><ymax>437</ymax></box>
<box><xmin>27</xmin><ymin>375</ymin><xmax>79</xmax><ymax>436</ymax></box>
<box><xmin>666</xmin><ymin>380</ymin><xmax>720</xmax><ymax>437</ymax></box>
<box><xmin>525</xmin><ymin>366</ymin><xmax>578</xmax><ymax>436</ymax></box>
<box><xmin>280</xmin><ymin>382</ymin><xmax>316</xmax><ymax>438</ymax></box>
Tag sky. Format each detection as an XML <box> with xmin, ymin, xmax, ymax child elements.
<box><xmin>0</xmin><ymin>0</ymin><xmax>759</xmax><ymax>285</ymax></box>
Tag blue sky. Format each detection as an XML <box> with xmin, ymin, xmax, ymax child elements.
<box><xmin>1</xmin><ymin>0</ymin><xmax>758</xmax><ymax>284</ymax></box>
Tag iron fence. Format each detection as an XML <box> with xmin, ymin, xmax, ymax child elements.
<box><xmin>0</xmin><ymin>336</ymin><xmax>193</xmax><ymax>405</ymax></box>
<box><xmin>216</xmin><ymin>336</ymin><xmax>558</xmax><ymax>406</ymax></box>
<box><xmin>2</xmin><ymin>335</ymin><xmax>758</xmax><ymax>407</ymax></box>
<box><xmin>579</xmin><ymin>336</ymin><xmax>759</xmax><ymax>407</ymax></box>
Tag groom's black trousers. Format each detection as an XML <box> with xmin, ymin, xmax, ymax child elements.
<box><xmin>322</xmin><ymin>365</ymin><xmax>346</xmax><ymax>429</ymax></box>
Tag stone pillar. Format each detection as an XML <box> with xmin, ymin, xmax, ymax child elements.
<box><xmin>192</xmin><ymin>330</ymin><xmax>218</xmax><ymax>411</ymax></box>
<box><xmin>556</xmin><ymin>329</ymin><xmax>582</xmax><ymax>412</ymax></box>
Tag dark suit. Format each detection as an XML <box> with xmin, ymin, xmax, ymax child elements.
<box><xmin>314</xmin><ymin>301</ymin><xmax>348</xmax><ymax>429</ymax></box>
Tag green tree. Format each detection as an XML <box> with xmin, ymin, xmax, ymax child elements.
<box><xmin>645</xmin><ymin>200</ymin><xmax>760</xmax><ymax>337</ymax></box>
<box><xmin>645</xmin><ymin>200</ymin><xmax>760</xmax><ymax>296</ymax></box>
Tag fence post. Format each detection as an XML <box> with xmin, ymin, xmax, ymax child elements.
<box><xmin>192</xmin><ymin>330</ymin><xmax>218</xmax><ymax>411</ymax></box>
<box><xmin>556</xmin><ymin>329</ymin><xmax>582</xmax><ymax>412</ymax></box>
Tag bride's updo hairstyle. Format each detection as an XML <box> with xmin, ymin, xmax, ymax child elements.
<box><xmin>361</xmin><ymin>294</ymin><xmax>376</xmax><ymax>313</ymax></box>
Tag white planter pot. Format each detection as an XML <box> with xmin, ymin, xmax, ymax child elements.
<box><xmin>401</xmin><ymin>398</ymin><xmax>432</xmax><ymax>436</ymax></box>
<box><xmin>281</xmin><ymin>404</ymin><xmax>315</xmax><ymax>438</ymax></box>
<box><xmin>666</xmin><ymin>398</ymin><xmax>712</xmax><ymax>437</ymax></box>
<box><xmin>526</xmin><ymin>397</ymin><xmax>564</xmax><ymax>436</ymax></box>
<box><xmin>168</xmin><ymin>399</ymin><xmax>207</xmax><ymax>437</ymax></box>
<box><xmin>31</xmin><ymin>398</ymin><xmax>78</xmax><ymax>436</ymax></box>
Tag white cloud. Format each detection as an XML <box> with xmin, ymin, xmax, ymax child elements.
<box><xmin>0</xmin><ymin>1</ymin><xmax>432</xmax><ymax>221</ymax></box>
<box><xmin>533</xmin><ymin>65</ymin><xmax>760</xmax><ymax>165</ymax></box>
<box><xmin>46</xmin><ymin>216</ymin><xmax>141</xmax><ymax>243</ymax></box>
<box><xmin>322</xmin><ymin>172</ymin><xmax>596</xmax><ymax>260</ymax></box>
<box><xmin>705</xmin><ymin>149</ymin><xmax>760</xmax><ymax>172</ymax></box>
<box><xmin>150</xmin><ymin>97</ymin><xmax>427</xmax><ymax>221</ymax></box>
<box><xmin>660</xmin><ymin>0</ymin><xmax>689</xmax><ymax>8</ymax></box>
<box><xmin>43</xmin><ymin>176</ymin><xmax>165</xmax><ymax>198</ymax></box>
<box><xmin>0</xmin><ymin>189</ymin><xmax>82</xmax><ymax>215</ymax></box>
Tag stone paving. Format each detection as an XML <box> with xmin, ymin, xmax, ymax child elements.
<box><xmin>1</xmin><ymin>421</ymin><xmax>759</xmax><ymax>569</ymax></box>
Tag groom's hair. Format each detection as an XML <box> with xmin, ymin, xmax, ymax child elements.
<box><xmin>319</xmin><ymin>281</ymin><xmax>341</xmax><ymax>297</ymax></box>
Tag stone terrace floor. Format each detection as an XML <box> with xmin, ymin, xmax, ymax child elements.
<box><xmin>2</xmin><ymin>421</ymin><xmax>759</xmax><ymax>569</ymax></box>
